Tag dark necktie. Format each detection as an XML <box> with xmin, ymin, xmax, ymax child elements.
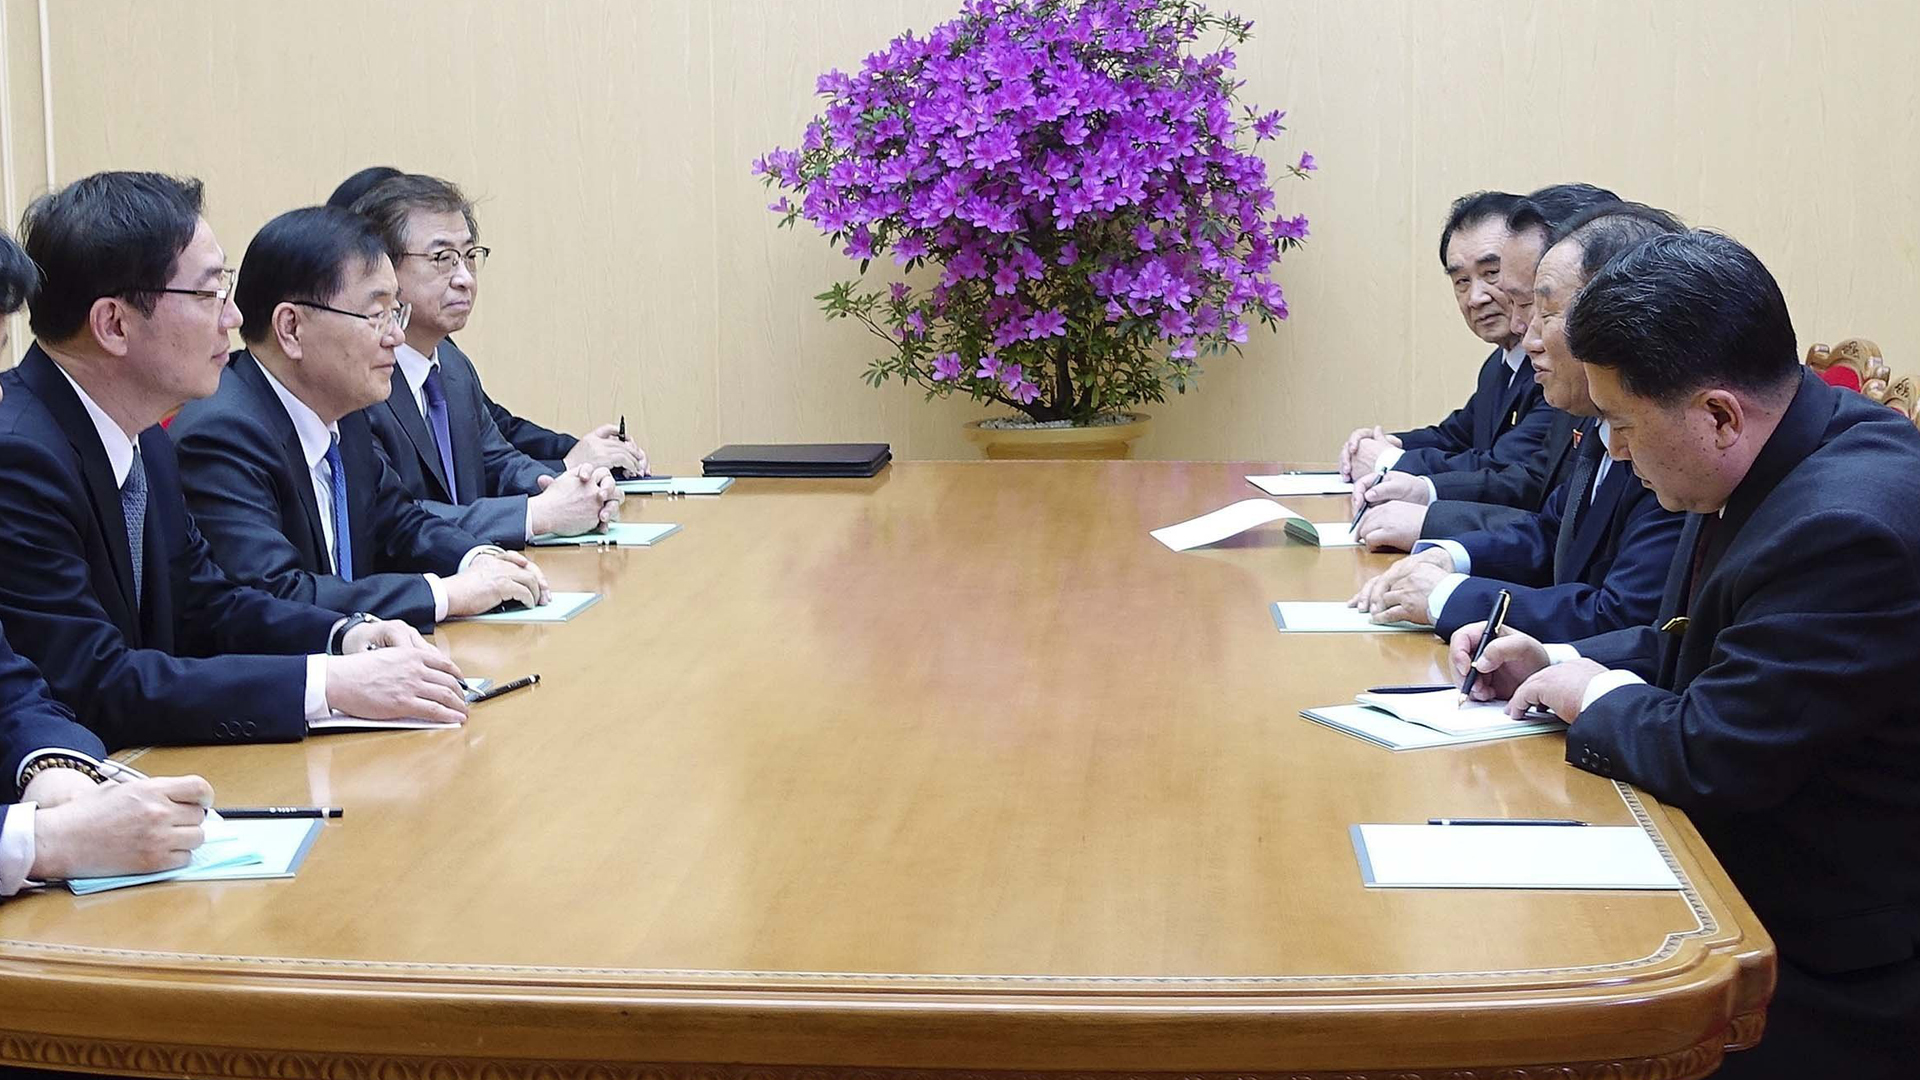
<box><xmin>119</xmin><ymin>447</ymin><xmax>147</xmax><ymax>609</ymax></box>
<box><xmin>421</xmin><ymin>366</ymin><xmax>459</xmax><ymax>503</ymax></box>
<box><xmin>323</xmin><ymin>435</ymin><xmax>354</xmax><ymax>582</ymax></box>
<box><xmin>1686</xmin><ymin>514</ymin><xmax>1719</xmax><ymax>611</ymax></box>
<box><xmin>1551</xmin><ymin>421</ymin><xmax>1600</xmax><ymax>580</ymax></box>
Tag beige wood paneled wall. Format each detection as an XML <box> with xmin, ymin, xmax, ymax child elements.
<box><xmin>2</xmin><ymin>1</ymin><xmax>1915</xmax><ymax>463</ymax></box>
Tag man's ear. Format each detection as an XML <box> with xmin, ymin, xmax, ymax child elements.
<box><xmin>1700</xmin><ymin>388</ymin><xmax>1745</xmax><ymax>450</ymax></box>
<box><xmin>86</xmin><ymin>297</ymin><xmax>133</xmax><ymax>358</ymax></box>
<box><xmin>272</xmin><ymin>303</ymin><xmax>304</xmax><ymax>360</ymax></box>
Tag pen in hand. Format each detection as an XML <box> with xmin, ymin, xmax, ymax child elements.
<box><xmin>1458</xmin><ymin>588</ymin><xmax>1513</xmax><ymax>706</ymax></box>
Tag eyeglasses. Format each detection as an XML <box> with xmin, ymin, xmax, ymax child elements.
<box><xmin>288</xmin><ymin>300</ymin><xmax>412</xmax><ymax>334</ymax></box>
<box><xmin>136</xmin><ymin>267</ymin><xmax>237</xmax><ymax>305</ymax></box>
<box><xmin>400</xmin><ymin>246</ymin><xmax>490</xmax><ymax>275</ymax></box>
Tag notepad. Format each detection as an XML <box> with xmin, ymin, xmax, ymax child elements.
<box><xmin>1350</xmin><ymin>824</ymin><xmax>1682</xmax><ymax>890</ymax></box>
<box><xmin>617</xmin><ymin>476</ymin><xmax>732</xmax><ymax>496</ymax></box>
<box><xmin>1246</xmin><ymin>473</ymin><xmax>1356</xmax><ymax>496</ymax></box>
<box><xmin>1271</xmin><ymin>602</ymin><xmax>1426</xmax><ymax>633</ymax></box>
<box><xmin>449</xmin><ymin>591</ymin><xmax>602</xmax><ymax>623</ymax></box>
<box><xmin>1301</xmin><ymin>704</ymin><xmax>1562</xmax><ymax>750</ymax></box>
<box><xmin>1354</xmin><ymin>688</ymin><xmax>1562</xmax><ymax>737</ymax></box>
<box><xmin>1283</xmin><ymin>518</ymin><xmax>1362</xmax><ymax>547</ymax></box>
<box><xmin>530</xmin><ymin>522</ymin><xmax>680</xmax><ymax>547</ymax></box>
<box><xmin>67</xmin><ymin>817</ymin><xmax>323</xmax><ymax>895</ymax></box>
<box><xmin>1150</xmin><ymin>498</ymin><xmax>1301</xmax><ymax>551</ymax></box>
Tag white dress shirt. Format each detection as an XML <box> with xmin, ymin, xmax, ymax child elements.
<box><xmin>254</xmin><ymin>360</ymin><xmax>450</xmax><ymax>620</ymax></box>
<box><xmin>1375</xmin><ymin>343</ymin><xmax>1528</xmax><ymax>479</ymax></box>
<box><xmin>394</xmin><ymin>343</ymin><xmax>534</xmax><ymax>541</ymax></box>
<box><xmin>1417</xmin><ymin>424</ymin><xmax>1614</xmax><ymax>621</ymax></box>
<box><xmin>0</xmin><ymin>801</ymin><xmax>37</xmax><ymax>896</ymax></box>
<box><xmin>50</xmin><ymin>362</ymin><xmax>333</xmax><ymax>723</ymax></box>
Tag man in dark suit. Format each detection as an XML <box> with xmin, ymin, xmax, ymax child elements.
<box><xmin>1349</xmin><ymin>206</ymin><xmax>1686</xmax><ymax>641</ymax></box>
<box><xmin>0</xmin><ymin>226</ymin><xmax>213</xmax><ymax>897</ymax></box>
<box><xmin>1338</xmin><ymin>190</ymin><xmax>1563</xmax><ymax>488</ymax></box>
<box><xmin>325</xmin><ymin>167</ymin><xmax>644</xmax><ymax>476</ymax></box>
<box><xmin>1350</xmin><ymin>185</ymin><xmax>1619</xmax><ymax>548</ymax></box>
<box><xmin>171</xmin><ymin>206</ymin><xmax>552</xmax><ymax>631</ymax></box>
<box><xmin>0</xmin><ymin>171</ymin><xmax>472</xmax><ymax>749</ymax></box>
<box><xmin>1458</xmin><ymin>231</ymin><xmax>1920</xmax><ymax>1078</ymax></box>
<box><xmin>344</xmin><ymin>174</ymin><xmax>628</xmax><ymax>547</ymax></box>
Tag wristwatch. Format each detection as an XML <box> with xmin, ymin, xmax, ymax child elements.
<box><xmin>328</xmin><ymin>612</ymin><xmax>378</xmax><ymax>655</ymax></box>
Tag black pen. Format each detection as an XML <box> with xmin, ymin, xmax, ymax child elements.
<box><xmin>1365</xmin><ymin>683</ymin><xmax>1454</xmax><ymax>694</ymax></box>
<box><xmin>1428</xmin><ymin>818</ymin><xmax>1588</xmax><ymax>827</ymax></box>
<box><xmin>216</xmin><ymin>807</ymin><xmax>343</xmax><ymax>819</ymax></box>
<box><xmin>1457</xmin><ymin>588</ymin><xmax>1512</xmax><ymax>704</ymax></box>
<box><xmin>1350</xmin><ymin>489</ymin><xmax>1369</xmax><ymax>535</ymax></box>
<box><xmin>470</xmin><ymin>673</ymin><xmax>539</xmax><ymax>703</ymax></box>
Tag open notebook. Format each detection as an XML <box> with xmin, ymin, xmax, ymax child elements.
<box><xmin>1283</xmin><ymin>517</ymin><xmax>1362</xmax><ymax>547</ymax></box>
<box><xmin>530</xmin><ymin>522</ymin><xmax>679</xmax><ymax>547</ymax></box>
<box><xmin>1351</xmin><ymin>824</ymin><xmax>1682</xmax><ymax>890</ymax></box>
<box><xmin>617</xmin><ymin>476</ymin><xmax>732</xmax><ymax>496</ymax></box>
<box><xmin>1303</xmin><ymin>688</ymin><xmax>1563</xmax><ymax>750</ymax></box>
<box><xmin>67</xmin><ymin>813</ymin><xmax>324</xmax><ymax>895</ymax></box>
<box><xmin>1271</xmin><ymin>602</ymin><xmax>1425</xmax><ymax>633</ymax></box>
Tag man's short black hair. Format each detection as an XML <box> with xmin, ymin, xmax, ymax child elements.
<box><xmin>1509</xmin><ymin>183</ymin><xmax>1621</xmax><ymax>239</ymax></box>
<box><xmin>18</xmin><ymin>171</ymin><xmax>204</xmax><ymax>341</ymax></box>
<box><xmin>1566</xmin><ymin>230</ymin><xmax>1799</xmax><ymax>405</ymax></box>
<box><xmin>1553</xmin><ymin>202</ymin><xmax>1687</xmax><ymax>280</ymax></box>
<box><xmin>0</xmin><ymin>231</ymin><xmax>35</xmax><ymax>316</ymax></box>
<box><xmin>1438</xmin><ymin>191</ymin><xmax>1523</xmax><ymax>267</ymax></box>
<box><xmin>348</xmin><ymin>173</ymin><xmax>479</xmax><ymax>264</ymax></box>
<box><xmin>235</xmin><ymin>207</ymin><xmax>391</xmax><ymax>345</ymax></box>
<box><xmin>326</xmin><ymin>166</ymin><xmax>403</xmax><ymax>211</ymax></box>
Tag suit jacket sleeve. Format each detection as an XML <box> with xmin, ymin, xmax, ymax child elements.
<box><xmin>486</xmin><ymin>395</ymin><xmax>575</xmax><ymax>470</ymax></box>
<box><xmin>0</xmin><ymin>628</ymin><xmax>105</xmax><ymax>801</ymax></box>
<box><xmin>1425</xmin><ymin>450</ymin><xmax>1550</xmax><ymax>506</ymax></box>
<box><xmin>0</xmin><ymin>435</ymin><xmax>323</xmax><ymax>748</ymax></box>
<box><xmin>1391</xmin><ymin>389</ymin><xmax>1555</xmax><ymax>476</ymax></box>
<box><xmin>1571</xmin><ymin>509</ymin><xmax>1920</xmax><ymax>813</ymax></box>
<box><xmin>467</xmin><ymin>382</ymin><xmax>555</xmax><ymax>498</ymax></box>
<box><xmin>1421</xmin><ymin>499</ymin><xmax>1533</xmax><ymax>538</ymax></box>
<box><xmin>173</xmin><ymin>413</ymin><xmax>442</xmax><ymax>628</ymax></box>
<box><xmin>1436</xmin><ymin>487</ymin><xmax>1684</xmax><ymax>641</ymax></box>
<box><xmin>1392</xmin><ymin>399</ymin><xmax>1478</xmax><ymax>453</ymax></box>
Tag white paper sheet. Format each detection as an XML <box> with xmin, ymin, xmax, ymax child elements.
<box><xmin>1246</xmin><ymin>473</ymin><xmax>1356</xmax><ymax>496</ymax></box>
<box><xmin>1351</xmin><ymin>824</ymin><xmax>1682</xmax><ymax>889</ymax></box>
<box><xmin>1150</xmin><ymin>499</ymin><xmax>1300</xmax><ymax>551</ymax></box>
<box><xmin>1272</xmin><ymin>602</ymin><xmax>1426</xmax><ymax>633</ymax></box>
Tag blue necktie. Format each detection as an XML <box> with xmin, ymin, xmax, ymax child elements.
<box><xmin>119</xmin><ymin>447</ymin><xmax>147</xmax><ymax>609</ymax></box>
<box><xmin>421</xmin><ymin>366</ymin><xmax>459</xmax><ymax>503</ymax></box>
<box><xmin>323</xmin><ymin>435</ymin><xmax>353</xmax><ymax>582</ymax></box>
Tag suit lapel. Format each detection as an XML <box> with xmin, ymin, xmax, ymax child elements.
<box><xmin>1551</xmin><ymin>421</ymin><xmax>1601</xmax><ymax>581</ymax></box>
<box><xmin>233</xmin><ymin>353</ymin><xmax>329</xmax><ymax>566</ymax></box>
<box><xmin>18</xmin><ymin>349</ymin><xmax>140</xmax><ymax>622</ymax></box>
<box><xmin>435</xmin><ymin>347</ymin><xmax>486</xmax><ymax>503</ymax></box>
<box><xmin>1471</xmin><ymin>347</ymin><xmax>1505</xmax><ymax>448</ymax></box>
<box><xmin>383</xmin><ymin>367</ymin><xmax>453</xmax><ymax>501</ymax></box>
<box><xmin>1494</xmin><ymin>354</ymin><xmax>1534</xmax><ymax>438</ymax></box>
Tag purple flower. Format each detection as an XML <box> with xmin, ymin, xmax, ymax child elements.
<box><xmin>1056</xmin><ymin>242</ymin><xmax>1079</xmax><ymax>265</ymax></box>
<box><xmin>991</xmin><ymin>263</ymin><xmax>1022</xmax><ymax>295</ymax></box>
<box><xmin>930</xmin><ymin>352</ymin><xmax>964</xmax><ymax>381</ymax></box>
<box><xmin>1297</xmin><ymin>150</ymin><xmax>1317</xmax><ymax>172</ymax></box>
<box><xmin>1010</xmin><ymin>379</ymin><xmax>1041</xmax><ymax>404</ymax></box>
<box><xmin>977</xmin><ymin>354</ymin><xmax>1004</xmax><ymax>380</ymax></box>
<box><xmin>1028</xmin><ymin>309</ymin><xmax>1068</xmax><ymax>338</ymax></box>
<box><xmin>893</xmin><ymin>234</ymin><xmax>930</xmax><ymax>263</ymax></box>
<box><xmin>1252</xmin><ymin>109</ymin><xmax>1285</xmax><ymax>141</ymax></box>
<box><xmin>890</xmin><ymin>282</ymin><xmax>910</xmax><ymax>302</ymax></box>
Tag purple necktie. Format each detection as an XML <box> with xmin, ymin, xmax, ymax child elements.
<box><xmin>421</xmin><ymin>366</ymin><xmax>459</xmax><ymax>503</ymax></box>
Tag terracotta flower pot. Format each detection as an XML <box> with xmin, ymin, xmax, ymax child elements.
<box><xmin>963</xmin><ymin>414</ymin><xmax>1151</xmax><ymax>460</ymax></box>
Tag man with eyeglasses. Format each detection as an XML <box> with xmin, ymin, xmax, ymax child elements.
<box><xmin>349</xmin><ymin>174</ymin><xmax>622</xmax><ymax>548</ymax></box>
<box><xmin>171</xmin><ymin>206</ymin><xmax>555</xmax><ymax>630</ymax></box>
<box><xmin>325</xmin><ymin>166</ymin><xmax>644</xmax><ymax>475</ymax></box>
<box><xmin>0</xmin><ymin>171</ymin><xmax>474</xmax><ymax>749</ymax></box>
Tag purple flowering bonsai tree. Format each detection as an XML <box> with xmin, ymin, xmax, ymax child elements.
<box><xmin>753</xmin><ymin>0</ymin><xmax>1310</xmax><ymax>426</ymax></box>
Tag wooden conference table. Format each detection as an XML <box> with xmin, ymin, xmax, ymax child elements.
<box><xmin>0</xmin><ymin>461</ymin><xmax>1772</xmax><ymax>1079</ymax></box>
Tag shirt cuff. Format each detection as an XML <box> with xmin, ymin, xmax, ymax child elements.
<box><xmin>1543</xmin><ymin>643</ymin><xmax>1584</xmax><ymax>665</ymax></box>
<box><xmin>0</xmin><ymin>803</ymin><xmax>36</xmax><ymax>897</ymax></box>
<box><xmin>1426</xmin><ymin>572</ymin><xmax>1470</xmax><ymax>622</ymax></box>
<box><xmin>1421</xmin><ymin>476</ymin><xmax>1438</xmax><ymax>503</ymax></box>
<box><xmin>304</xmin><ymin>654</ymin><xmax>330</xmax><ymax>723</ymax></box>
<box><xmin>523</xmin><ymin>505</ymin><xmax>536</xmax><ymax>543</ymax></box>
<box><xmin>1374</xmin><ymin>446</ymin><xmax>1404</xmax><ymax>472</ymax></box>
<box><xmin>1581</xmin><ymin>669</ymin><xmax>1646</xmax><ymax>712</ymax></box>
<box><xmin>1412</xmin><ymin>539</ymin><xmax>1471</xmax><ymax>574</ymax></box>
<box><xmin>424</xmin><ymin>574</ymin><xmax>448</xmax><ymax>622</ymax></box>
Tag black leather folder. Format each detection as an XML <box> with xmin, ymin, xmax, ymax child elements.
<box><xmin>701</xmin><ymin>443</ymin><xmax>892</xmax><ymax>478</ymax></box>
